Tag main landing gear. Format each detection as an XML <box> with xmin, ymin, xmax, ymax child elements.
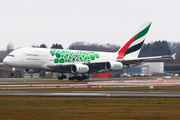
<box><xmin>69</xmin><ymin>75</ymin><xmax>89</xmax><ymax>81</ymax></box>
<box><xmin>58</xmin><ymin>74</ymin><xmax>89</xmax><ymax>81</ymax></box>
<box><xmin>58</xmin><ymin>74</ymin><xmax>67</xmax><ymax>80</ymax></box>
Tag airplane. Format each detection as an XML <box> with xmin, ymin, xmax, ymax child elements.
<box><xmin>3</xmin><ymin>22</ymin><xmax>176</xmax><ymax>81</ymax></box>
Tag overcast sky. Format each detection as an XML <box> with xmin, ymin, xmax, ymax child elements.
<box><xmin>0</xmin><ymin>0</ymin><xmax>180</xmax><ymax>50</ymax></box>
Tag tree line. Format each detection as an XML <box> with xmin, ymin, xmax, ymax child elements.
<box><xmin>32</xmin><ymin>43</ymin><xmax>63</xmax><ymax>49</ymax></box>
<box><xmin>139</xmin><ymin>41</ymin><xmax>172</xmax><ymax>57</ymax></box>
<box><xmin>69</xmin><ymin>42</ymin><xmax>120</xmax><ymax>52</ymax></box>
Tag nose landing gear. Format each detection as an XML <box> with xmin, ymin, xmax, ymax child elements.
<box><xmin>11</xmin><ymin>73</ymin><xmax>16</xmax><ymax>77</ymax></box>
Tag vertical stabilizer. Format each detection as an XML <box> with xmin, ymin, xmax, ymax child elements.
<box><xmin>116</xmin><ymin>22</ymin><xmax>152</xmax><ymax>59</ymax></box>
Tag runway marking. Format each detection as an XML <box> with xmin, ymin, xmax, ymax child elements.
<box><xmin>88</xmin><ymin>80</ymin><xmax>180</xmax><ymax>86</ymax></box>
<box><xmin>1</xmin><ymin>79</ymin><xmax>180</xmax><ymax>90</ymax></box>
<box><xmin>0</xmin><ymin>91</ymin><xmax>180</xmax><ymax>97</ymax></box>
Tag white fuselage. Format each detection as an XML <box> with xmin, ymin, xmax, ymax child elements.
<box><xmin>3</xmin><ymin>47</ymin><xmax>118</xmax><ymax>71</ymax></box>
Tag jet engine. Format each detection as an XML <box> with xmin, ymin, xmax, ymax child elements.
<box><xmin>24</xmin><ymin>69</ymin><xmax>41</xmax><ymax>73</ymax></box>
<box><xmin>71</xmin><ymin>64</ymin><xmax>89</xmax><ymax>74</ymax></box>
<box><xmin>105</xmin><ymin>61</ymin><xmax>123</xmax><ymax>71</ymax></box>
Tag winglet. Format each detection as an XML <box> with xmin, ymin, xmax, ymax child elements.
<box><xmin>172</xmin><ymin>53</ymin><xmax>176</xmax><ymax>60</ymax></box>
<box><xmin>161</xmin><ymin>53</ymin><xmax>176</xmax><ymax>59</ymax></box>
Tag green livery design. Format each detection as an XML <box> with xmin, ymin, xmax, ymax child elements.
<box><xmin>50</xmin><ymin>49</ymin><xmax>100</xmax><ymax>63</ymax></box>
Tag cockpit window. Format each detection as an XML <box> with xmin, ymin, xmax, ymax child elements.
<box><xmin>8</xmin><ymin>55</ymin><xmax>15</xmax><ymax>57</ymax></box>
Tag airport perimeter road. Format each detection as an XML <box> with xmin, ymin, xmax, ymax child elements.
<box><xmin>0</xmin><ymin>91</ymin><xmax>180</xmax><ymax>98</ymax></box>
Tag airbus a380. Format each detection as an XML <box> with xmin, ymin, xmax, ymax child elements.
<box><xmin>3</xmin><ymin>22</ymin><xmax>176</xmax><ymax>81</ymax></box>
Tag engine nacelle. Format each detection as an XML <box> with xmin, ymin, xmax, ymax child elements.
<box><xmin>105</xmin><ymin>61</ymin><xmax>123</xmax><ymax>71</ymax></box>
<box><xmin>24</xmin><ymin>69</ymin><xmax>41</xmax><ymax>73</ymax></box>
<box><xmin>71</xmin><ymin>64</ymin><xmax>89</xmax><ymax>74</ymax></box>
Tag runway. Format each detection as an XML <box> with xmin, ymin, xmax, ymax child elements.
<box><xmin>0</xmin><ymin>91</ymin><xmax>180</xmax><ymax>97</ymax></box>
<box><xmin>1</xmin><ymin>79</ymin><xmax>180</xmax><ymax>89</ymax></box>
<box><xmin>1</xmin><ymin>78</ymin><xmax>180</xmax><ymax>97</ymax></box>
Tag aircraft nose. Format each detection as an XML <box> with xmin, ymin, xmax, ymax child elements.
<box><xmin>3</xmin><ymin>56</ymin><xmax>10</xmax><ymax>65</ymax></box>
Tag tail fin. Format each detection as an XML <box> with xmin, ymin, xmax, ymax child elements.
<box><xmin>116</xmin><ymin>22</ymin><xmax>152</xmax><ymax>59</ymax></box>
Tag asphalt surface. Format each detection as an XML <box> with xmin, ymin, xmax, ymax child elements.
<box><xmin>0</xmin><ymin>91</ymin><xmax>180</xmax><ymax>97</ymax></box>
<box><xmin>1</xmin><ymin>79</ymin><xmax>180</xmax><ymax>97</ymax></box>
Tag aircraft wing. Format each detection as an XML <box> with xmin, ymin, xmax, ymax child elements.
<box><xmin>118</xmin><ymin>53</ymin><xmax>176</xmax><ymax>68</ymax></box>
<box><xmin>46</xmin><ymin>61</ymin><xmax>108</xmax><ymax>73</ymax></box>
<box><xmin>46</xmin><ymin>53</ymin><xmax>176</xmax><ymax>73</ymax></box>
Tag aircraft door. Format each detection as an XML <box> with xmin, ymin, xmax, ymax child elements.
<box><xmin>20</xmin><ymin>53</ymin><xmax>26</xmax><ymax>62</ymax></box>
<box><xmin>41</xmin><ymin>53</ymin><xmax>49</xmax><ymax>64</ymax></box>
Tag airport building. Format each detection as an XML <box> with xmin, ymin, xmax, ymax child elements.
<box><xmin>125</xmin><ymin>62</ymin><xmax>164</xmax><ymax>75</ymax></box>
<box><xmin>0</xmin><ymin>63</ymin><xmax>23</xmax><ymax>78</ymax></box>
<box><xmin>0</xmin><ymin>63</ymin><xmax>72</xmax><ymax>78</ymax></box>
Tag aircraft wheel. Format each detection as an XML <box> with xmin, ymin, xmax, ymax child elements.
<box><xmin>68</xmin><ymin>77</ymin><xmax>72</xmax><ymax>80</ymax></box>
<box><xmin>63</xmin><ymin>75</ymin><xmax>67</xmax><ymax>79</ymax></box>
<box><xmin>11</xmin><ymin>73</ymin><xmax>16</xmax><ymax>77</ymax></box>
<box><xmin>58</xmin><ymin>76</ymin><xmax>63</xmax><ymax>80</ymax></box>
<box><xmin>78</xmin><ymin>77</ymin><xmax>83</xmax><ymax>81</ymax></box>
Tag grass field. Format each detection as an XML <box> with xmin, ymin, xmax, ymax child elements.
<box><xmin>1</xmin><ymin>78</ymin><xmax>180</xmax><ymax>119</ymax></box>
<box><xmin>0</xmin><ymin>97</ymin><xmax>180</xmax><ymax>120</ymax></box>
